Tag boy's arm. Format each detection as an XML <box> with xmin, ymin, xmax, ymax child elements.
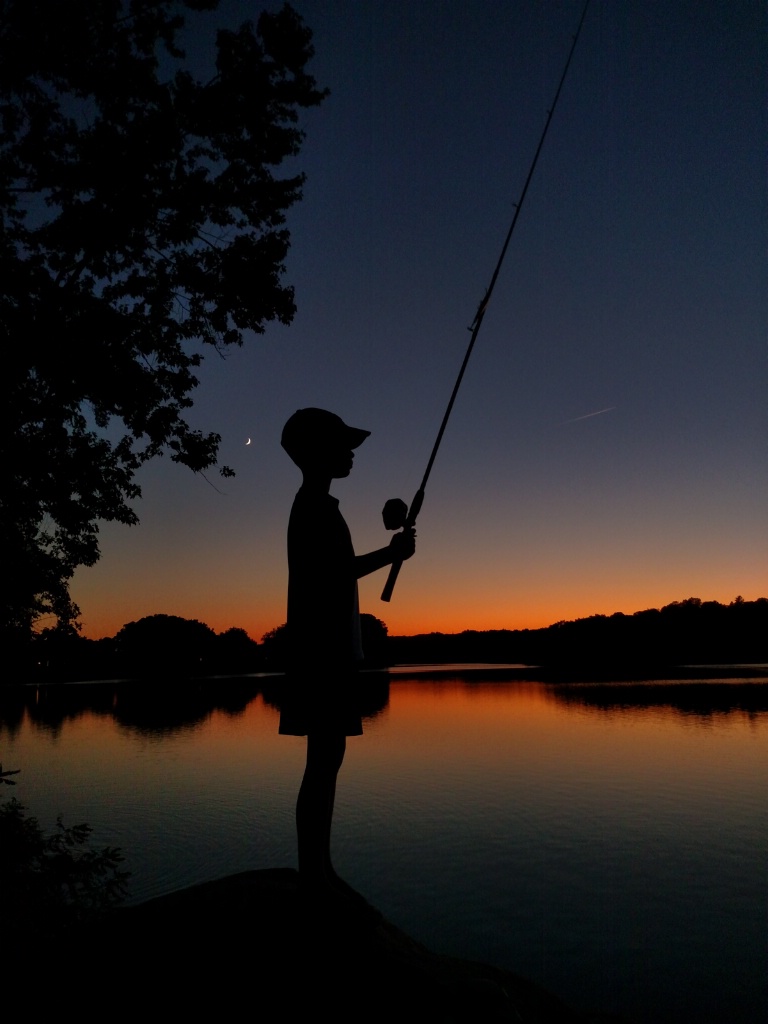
<box><xmin>355</xmin><ymin>528</ymin><xmax>415</xmax><ymax>579</ymax></box>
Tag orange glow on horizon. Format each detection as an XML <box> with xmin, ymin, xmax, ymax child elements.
<box><xmin>75</xmin><ymin>582</ymin><xmax>767</xmax><ymax>644</ymax></box>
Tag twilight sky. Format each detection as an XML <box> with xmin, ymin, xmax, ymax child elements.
<box><xmin>71</xmin><ymin>0</ymin><xmax>766</xmax><ymax>641</ymax></box>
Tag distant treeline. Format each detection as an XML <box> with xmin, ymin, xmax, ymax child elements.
<box><xmin>5</xmin><ymin>598</ymin><xmax>767</xmax><ymax>683</ymax></box>
<box><xmin>13</xmin><ymin>615</ymin><xmax>262</xmax><ymax>682</ymax></box>
<box><xmin>389</xmin><ymin>597</ymin><xmax>768</xmax><ymax>669</ymax></box>
<box><xmin>7</xmin><ymin>613</ymin><xmax>390</xmax><ymax>682</ymax></box>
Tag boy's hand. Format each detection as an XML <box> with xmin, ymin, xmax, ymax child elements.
<box><xmin>389</xmin><ymin>527</ymin><xmax>416</xmax><ymax>561</ymax></box>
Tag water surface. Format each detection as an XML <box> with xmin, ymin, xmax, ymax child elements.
<box><xmin>2</xmin><ymin>672</ymin><xmax>766</xmax><ymax>1023</ymax></box>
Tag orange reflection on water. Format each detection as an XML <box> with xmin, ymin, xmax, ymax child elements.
<box><xmin>363</xmin><ymin>680</ymin><xmax>768</xmax><ymax>813</ymax></box>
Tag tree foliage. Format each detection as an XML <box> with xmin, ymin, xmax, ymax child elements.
<box><xmin>387</xmin><ymin>596</ymin><xmax>768</xmax><ymax>668</ymax></box>
<box><xmin>0</xmin><ymin>796</ymin><xmax>129</xmax><ymax>937</ymax></box>
<box><xmin>1</xmin><ymin>0</ymin><xmax>327</xmax><ymax>638</ymax></box>
<box><xmin>20</xmin><ymin>614</ymin><xmax>261</xmax><ymax>680</ymax></box>
<box><xmin>115</xmin><ymin>612</ymin><xmax>217</xmax><ymax>675</ymax></box>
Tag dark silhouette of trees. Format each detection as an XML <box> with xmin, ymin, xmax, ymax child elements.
<box><xmin>260</xmin><ymin>622</ymin><xmax>289</xmax><ymax>669</ymax></box>
<box><xmin>1</xmin><ymin>1</ymin><xmax>327</xmax><ymax>640</ymax></box>
<box><xmin>5</xmin><ymin>598</ymin><xmax>766</xmax><ymax>684</ymax></box>
<box><xmin>360</xmin><ymin>613</ymin><xmax>389</xmax><ymax>666</ymax></box>
<box><xmin>115</xmin><ymin>613</ymin><xmax>218</xmax><ymax>676</ymax></box>
<box><xmin>387</xmin><ymin>597</ymin><xmax>768</xmax><ymax>669</ymax></box>
<box><xmin>20</xmin><ymin>614</ymin><xmax>261</xmax><ymax>680</ymax></box>
<box><xmin>215</xmin><ymin>626</ymin><xmax>260</xmax><ymax>674</ymax></box>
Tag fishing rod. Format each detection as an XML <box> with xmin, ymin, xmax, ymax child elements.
<box><xmin>381</xmin><ymin>0</ymin><xmax>591</xmax><ymax>602</ymax></box>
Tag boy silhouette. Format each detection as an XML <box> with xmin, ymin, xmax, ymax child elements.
<box><xmin>280</xmin><ymin>408</ymin><xmax>415</xmax><ymax>907</ymax></box>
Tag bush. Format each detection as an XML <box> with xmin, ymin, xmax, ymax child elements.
<box><xmin>0</xmin><ymin>796</ymin><xmax>129</xmax><ymax>936</ymax></box>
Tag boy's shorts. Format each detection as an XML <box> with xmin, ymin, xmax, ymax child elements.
<box><xmin>278</xmin><ymin>667</ymin><xmax>363</xmax><ymax>737</ymax></box>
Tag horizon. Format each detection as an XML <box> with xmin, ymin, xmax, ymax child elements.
<box><xmin>72</xmin><ymin>592</ymin><xmax>765</xmax><ymax>644</ymax></box>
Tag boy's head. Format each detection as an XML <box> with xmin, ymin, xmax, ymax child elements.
<box><xmin>281</xmin><ymin>408</ymin><xmax>370</xmax><ymax>473</ymax></box>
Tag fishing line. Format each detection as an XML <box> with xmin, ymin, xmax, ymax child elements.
<box><xmin>382</xmin><ymin>0</ymin><xmax>592</xmax><ymax>602</ymax></box>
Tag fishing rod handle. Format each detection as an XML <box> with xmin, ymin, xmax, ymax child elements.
<box><xmin>381</xmin><ymin>489</ymin><xmax>424</xmax><ymax>602</ymax></box>
<box><xmin>380</xmin><ymin>559</ymin><xmax>402</xmax><ymax>603</ymax></box>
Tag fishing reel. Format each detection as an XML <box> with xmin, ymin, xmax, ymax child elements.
<box><xmin>382</xmin><ymin>498</ymin><xmax>408</xmax><ymax>530</ymax></box>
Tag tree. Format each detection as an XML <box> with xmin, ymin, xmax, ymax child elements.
<box><xmin>0</xmin><ymin>0</ymin><xmax>327</xmax><ymax>640</ymax></box>
<box><xmin>216</xmin><ymin>626</ymin><xmax>260</xmax><ymax>673</ymax></box>
<box><xmin>260</xmin><ymin>622</ymin><xmax>289</xmax><ymax>669</ymax></box>
<box><xmin>114</xmin><ymin>613</ymin><xmax>218</xmax><ymax>675</ymax></box>
<box><xmin>360</xmin><ymin>613</ymin><xmax>389</xmax><ymax>666</ymax></box>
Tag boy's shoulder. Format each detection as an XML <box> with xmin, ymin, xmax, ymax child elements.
<box><xmin>292</xmin><ymin>487</ymin><xmax>339</xmax><ymax>511</ymax></box>
<box><xmin>289</xmin><ymin>487</ymin><xmax>343</xmax><ymax>530</ymax></box>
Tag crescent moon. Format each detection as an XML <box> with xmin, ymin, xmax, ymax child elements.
<box><xmin>245</xmin><ymin>438</ymin><xmax>252</xmax><ymax>445</ymax></box>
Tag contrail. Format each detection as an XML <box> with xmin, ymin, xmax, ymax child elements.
<box><xmin>563</xmin><ymin>406</ymin><xmax>616</xmax><ymax>424</ymax></box>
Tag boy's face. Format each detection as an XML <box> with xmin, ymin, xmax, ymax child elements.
<box><xmin>303</xmin><ymin>445</ymin><xmax>355</xmax><ymax>478</ymax></box>
<box><xmin>327</xmin><ymin>446</ymin><xmax>355</xmax><ymax>478</ymax></box>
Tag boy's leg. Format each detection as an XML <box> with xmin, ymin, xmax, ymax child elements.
<box><xmin>296</xmin><ymin>731</ymin><xmax>346</xmax><ymax>888</ymax></box>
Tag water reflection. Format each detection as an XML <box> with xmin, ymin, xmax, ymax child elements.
<box><xmin>0</xmin><ymin>679</ymin><xmax>260</xmax><ymax>738</ymax></box>
<box><xmin>0</xmin><ymin>673</ymin><xmax>391</xmax><ymax>738</ymax></box>
<box><xmin>262</xmin><ymin>673</ymin><xmax>390</xmax><ymax>724</ymax></box>
<box><xmin>548</xmin><ymin>680</ymin><xmax>768</xmax><ymax>720</ymax></box>
<box><xmin>1</xmin><ymin>672</ymin><xmax>766</xmax><ymax>737</ymax></box>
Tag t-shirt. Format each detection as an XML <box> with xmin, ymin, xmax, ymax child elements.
<box><xmin>286</xmin><ymin>486</ymin><xmax>363</xmax><ymax>670</ymax></box>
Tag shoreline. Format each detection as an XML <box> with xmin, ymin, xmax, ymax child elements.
<box><xmin>4</xmin><ymin>662</ymin><xmax>768</xmax><ymax>687</ymax></box>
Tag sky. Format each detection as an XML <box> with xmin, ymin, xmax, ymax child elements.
<box><xmin>71</xmin><ymin>0</ymin><xmax>766</xmax><ymax>642</ymax></box>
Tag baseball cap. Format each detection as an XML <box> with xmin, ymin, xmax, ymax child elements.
<box><xmin>281</xmin><ymin>408</ymin><xmax>370</xmax><ymax>466</ymax></box>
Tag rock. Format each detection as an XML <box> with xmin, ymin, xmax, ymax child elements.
<box><xmin>43</xmin><ymin>870</ymin><xmax>597</xmax><ymax>1022</ymax></box>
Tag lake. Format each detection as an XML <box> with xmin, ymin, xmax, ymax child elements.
<box><xmin>2</xmin><ymin>668</ymin><xmax>766</xmax><ymax>1023</ymax></box>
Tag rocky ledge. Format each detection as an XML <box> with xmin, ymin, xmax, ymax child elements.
<box><xmin>52</xmin><ymin>869</ymin><xmax>631</xmax><ymax>1022</ymax></box>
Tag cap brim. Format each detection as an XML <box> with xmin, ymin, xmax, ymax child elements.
<box><xmin>347</xmin><ymin>426</ymin><xmax>371</xmax><ymax>449</ymax></box>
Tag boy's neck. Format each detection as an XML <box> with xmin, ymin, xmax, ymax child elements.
<box><xmin>300</xmin><ymin>470</ymin><xmax>333</xmax><ymax>494</ymax></box>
